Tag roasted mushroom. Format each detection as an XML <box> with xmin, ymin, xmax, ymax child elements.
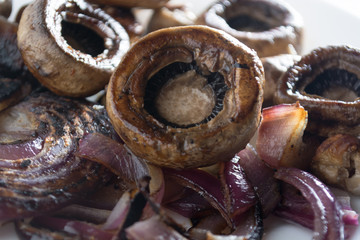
<box><xmin>0</xmin><ymin>0</ymin><xmax>12</xmax><ymax>18</ymax></box>
<box><xmin>147</xmin><ymin>4</ymin><xmax>196</xmax><ymax>33</ymax></box>
<box><xmin>106</xmin><ymin>26</ymin><xmax>264</xmax><ymax>169</ymax></box>
<box><xmin>274</xmin><ymin>45</ymin><xmax>360</xmax><ymax>137</ymax></box>
<box><xmin>196</xmin><ymin>0</ymin><xmax>303</xmax><ymax>58</ymax></box>
<box><xmin>86</xmin><ymin>0</ymin><xmax>169</xmax><ymax>9</ymax></box>
<box><xmin>311</xmin><ymin>134</ymin><xmax>360</xmax><ymax>195</ymax></box>
<box><xmin>102</xmin><ymin>6</ymin><xmax>144</xmax><ymax>44</ymax></box>
<box><xmin>261</xmin><ymin>54</ymin><xmax>301</xmax><ymax>106</ymax></box>
<box><xmin>0</xmin><ymin>17</ymin><xmax>34</xmax><ymax>112</ymax></box>
<box><xmin>17</xmin><ymin>0</ymin><xmax>130</xmax><ymax>97</ymax></box>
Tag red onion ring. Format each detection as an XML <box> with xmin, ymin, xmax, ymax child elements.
<box><xmin>274</xmin><ymin>167</ymin><xmax>345</xmax><ymax>240</ymax></box>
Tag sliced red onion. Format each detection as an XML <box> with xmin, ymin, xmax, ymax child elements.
<box><xmin>0</xmin><ymin>92</ymin><xmax>116</xmax><ymax>222</ymax></box>
<box><xmin>125</xmin><ymin>215</ymin><xmax>187</xmax><ymax>240</ymax></box>
<box><xmin>256</xmin><ymin>103</ymin><xmax>308</xmax><ymax>169</ymax></box>
<box><xmin>77</xmin><ymin>132</ymin><xmax>149</xmax><ymax>184</ymax></box>
<box><xmin>274</xmin><ymin>168</ymin><xmax>345</xmax><ymax>240</ymax></box>
<box><xmin>220</xmin><ymin>157</ymin><xmax>257</xmax><ymax>225</ymax></box>
<box><xmin>236</xmin><ymin>144</ymin><xmax>280</xmax><ymax>217</ymax></box>
<box><xmin>164</xmin><ymin>168</ymin><xmax>231</xmax><ymax>227</ymax></box>
<box><xmin>102</xmin><ymin>191</ymin><xmax>132</xmax><ymax>230</ymax></box>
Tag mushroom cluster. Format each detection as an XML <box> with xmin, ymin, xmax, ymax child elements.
<box><xmin>1</xmin><ymin>0</ymin><xmax>360</xmax><ymax>239</ymax></box>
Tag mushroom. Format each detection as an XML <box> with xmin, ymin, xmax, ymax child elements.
<box><xmin>86</xmin><ymin>0</ymin><xmax>169</xmax><ymax>9</ymax></box>
<box><xmin>0</xmin><ymin>0</ymin><xmax>12</xmax><ymax>18</ymax></box>
<box><xmin>274</xmin><ymin>45</ymin><xmax>360</xmax><ymax>137</ymax></box>
<box><xmin>196</xmin><ymin>0</ymin><xmax>303</xmax><ymax>58</ymax></box>
<box><xmin>0</xmin><ymin>17</ymin><xmax>34</xmax><ymax>112</ymax></box>
<box><xmin>261</xmin><ymin>54</ymin><xmax>301</xmax><ymax>107</ymax></box>
<box><xmin>106</xmin><ymin>26</ymin><xmax>264</xmax><ymax>169</ymax></box>
<box><xmin>147</xmin><ymin>4</ymin><xmax>196</xmax><ymax>33</ymax></box>
<box><xmin>311</xmin><ymin>134</ymin><xmax>360</xmax><ymax>195</ymax></box>
<box><xmin>17</xmin><ymin>0</ymin><xmax>130</xmax><ymax>97</ymax></box>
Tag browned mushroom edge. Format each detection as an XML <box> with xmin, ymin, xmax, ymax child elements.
<box><xmin>106</xmin><ymin>25</ymin><xmax>264</xmax><ymax>169</ymax></box>
<box><xmin>274</xmin><ymin>45</ymin><xmax>360</xmax><ymax>137</ymax></box>
<box><xmin>0</xmin><ymin>0</ymin><xmax>12</xmax><ymax>18</ymax></box>
<box><xmin>17</xmin><ymin>0</ymin><xmax>130</xmax><ymax>97</ymax></box>
<box><xmin>196</xmin><ymin>0</ymin><xmax>303</xmax><ymax>58</ymax></box>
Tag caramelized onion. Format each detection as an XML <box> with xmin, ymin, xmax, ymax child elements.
<box><xmin>196</xmin><ymin>0</ymin><xmax>303</xmax><ymax>57</ymax></box>
<box><xmin>17</xmin><ymin>0</ymin><xmax>130</xmax><ymax>97</ymax></box>
<box><xmin>107</xmin><ymin>25</ymin><xmax>264</xmax><ymax>169</ymax></box>
<box><xmin>0</xmin><ymin>91</ymin><xmax>117</xmax><ymax>222</ymax></box>
<box><xmin>275</xmin><ymin>45</ymin><xmax>360</xmax><ymax>137</ymax></box>
<box><xmin>256</xmin><ymin>103</ymin><xmax>309</xmax><ymax>169</ymax></box>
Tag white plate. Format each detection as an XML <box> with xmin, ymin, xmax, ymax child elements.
<box><xmin>3</xmin><ymin>0</ymin><xmax>360</xmax><ymax>239</ymax></box>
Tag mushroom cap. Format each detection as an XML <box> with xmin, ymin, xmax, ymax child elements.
<box><xmin>17</xmin><ymin>0</ymin><xmax>130</xmax><ymax>97</ymax></box>
<box><xmin>106</xmin><ymin>25</ymin><xmax>264</xmax><ymax>169</ymax></box>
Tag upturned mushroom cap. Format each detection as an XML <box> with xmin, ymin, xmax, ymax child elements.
<box><xmin>17</xmin><ymin>0</ymin><xmax>130</xmax><ymax>97</ymax></box>
<box><xmin>107</xmin><ymin>25</ymin><xmax>264</xmax><ymax>169</ymax></box>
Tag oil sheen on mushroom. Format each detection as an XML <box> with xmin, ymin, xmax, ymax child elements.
<box><xmin>106</xmin><ymin>26</ymin><xmax>264</xmax><ymax>169</ymax></box>
<box><xmin>275</xmin><ymin>45</ymin><xmax>360</xmax><ymax>137</ymax></box>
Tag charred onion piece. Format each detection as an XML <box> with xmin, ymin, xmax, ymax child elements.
<box><xmin>311</xmin><ymin>134</ymin><xmax>360</xmax><ymax>195</ymax></box>
<box><xmin>86</xmin><ymin>0</ymin><xmax>169</xmax><ymax>9</ymax></box>
<box><xmin>275</xmin><ymin>45</ymin><xmax>360</xmax><ymax>137</ymax></box>
<box><xmin>0</xmin><ymin>91</ymin><xmax>116</xmax><ymax>222</ymax></box>
<box><xmin>0</xmin><ymin>0</ymin><xmax>12</xmax><ymax>18</ymax></box>
<box><xmin>196</xmin><ymin>0</ymin><xmax>303</xmax><ymax>58</ymax></box>
<box><xmin>17</xmin><ymin>0</ymin><xmax>130</xmax><ymax>97</ymax></box>
<box><xmin>107</xmin><ymin>26</ymin><xmax>264</xmax><ymax>169</ymax></box>
<box><xmin>256</xmin><ymin>103</ymin><xmax>309</xmax><ymax>169</ymax></box>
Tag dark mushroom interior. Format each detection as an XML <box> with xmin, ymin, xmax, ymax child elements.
<box><xmin>304</xmin><ymin>68</ymin><xmax>360</xmax><ymax>102</ymax></box>
<box><xmin>224</xmin><ymin>1</ymin><xmax>284</xmax><ymax>32</ymax></box>
<box><xmin>144</xmin><ymin>61</ymin><xmax>229</xmax><ymax>128</ymax></box>
<box><xmin>61</xmin><ymin>21</ymin><xmax>105</xmax><ymax>57</ymax></box>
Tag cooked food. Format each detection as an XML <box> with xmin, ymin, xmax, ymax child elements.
<box><xmin>17</xmin><ymin>0</ymin><xmax>130</xmax><ymax>97</ymax></box>
<box><xmin>106</xmin><ymin>25</ymin><xmax>264</xmax><ymax>169</ymax></box>
<box><xmin>0</xmin><ymin>0</ymin><xmax>12</xmax><ymax>18</ymax></box>
<box><xmin>0</xmin><ymin>91</ymin><xmax>119</xmax><ymax>222</ymax></box>
<box><xmin>275</xmin><ymin>45</ymin><xmax>360</xmax><ymax>137</ymax></box>
<box><xmin>196</xmin><ymin>0</ymin><xmax>303</xmax><ymax>57</ymax></box>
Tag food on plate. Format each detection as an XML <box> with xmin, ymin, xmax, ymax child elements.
<box><xmin>0</xmin><ymin>90</ymin><xmax>118</xmax><ymax>223</ymax></box>
<box><xmin>311</xmin><ymin>134</ymin><xmax>360</xmax><ymax>195</ymax></box>
<box><xmin>0</xmin><ymin>0</ymin><xmax>12</xmax><ymax>18</ymax></box>
<box><xmin>0</xmin><ymin>0</ymin><xmax>359</xmax><ymax>239</ymax></box>
<box><xmin>274</xmin><ymin>45</ymin><xmax>360</xmax><ymax>137</ymax></box>
<box><xmin>106</xmin><ymin>25</ymin><xmax>265</xmax><ymax>169</ymax></box>
<box><xmin>147</xmin><ymin>4</ymin><xmax>196</xmax><ymax>32</ymax></box>
<box><xmin>17</xmin><ymin>0</ymin><xmax>130</xmax><ymax>97</ymax></box>
<box><xmin>261</xmin><ymin>54</ymin><xmax>301</xmax><ymax>106</ymax></box>
<box><xmin>86</xmin><ymin>0</ymin><xmax>169</xmax><ymax>9</ymax></box>
<box><xmin>196</xmin><ymin>0</ymin><xmax>303</xmax><ymax>58</ymax></box>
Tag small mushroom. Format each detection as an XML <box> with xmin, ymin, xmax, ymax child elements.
<box><xmin>196</xmin><ymin>0</ymin><xmax>303</xmax><ymax>58</ymax></box>
<box><xmin>17</xmin><ymin>0</ymin><xmax>130</xmax><ymax>97</ymax></box>
<box><xmin>147</xmin><ymin>4</ymin><xmax>196</xmax><ymax>33</ymax></box>
<box><xmin>261</xmin><ymin>54</ymin><xmax>301</xmax><ymax>107</ymax></box>
<box><xmin>0</xmin><ymin>0</ymin><xmax>12</xmax><ymax>18</ymax></box>
<box><xmin>311</xmin><ymin>134</ymin><xmax>360</xmax><ymax>195</ymax></box>
<box><xmin>106</xmin><ymin>26</ymin><xmax>264</xmax><ymax>169</ymax></box>
<box><xmin>274</xmin><ymin>45</ymin><xmax>360</xmax><ymax>137</ymax></box>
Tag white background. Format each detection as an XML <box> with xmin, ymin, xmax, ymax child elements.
<box><xmin>4</xmin><ymin>0</ymin><xmax>360</xmax><ymax>239</ymax></box>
